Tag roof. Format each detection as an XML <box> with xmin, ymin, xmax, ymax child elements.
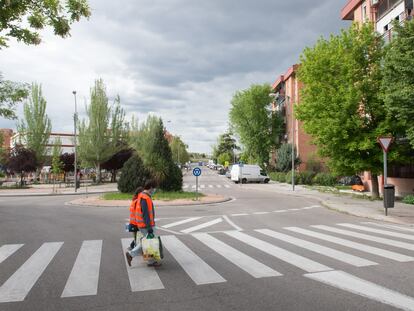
<box><xmin>341</xmin><ymin>0</ymin><xmax>362</xmax><ymax>20</ymax></box>
<box><xmin>271</xmin><ymin>64</ymin><xmax>299</xmax><ymax>90</ymax></box>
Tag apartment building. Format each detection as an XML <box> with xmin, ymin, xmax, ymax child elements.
<box><xmin>10</xmin><ymin>132</ymin><xmax>75</xmax><ymax>154</ymax></box>
<box><xmin>271</xmin><ymin>65</ymin><xmax>320</xmax><ymax>172</ymax></box>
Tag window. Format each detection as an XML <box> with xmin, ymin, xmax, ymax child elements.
<box><xmin>362</xmin><ymin>1</ymin><xmax>368</xmax><ymax>21</ymax></box>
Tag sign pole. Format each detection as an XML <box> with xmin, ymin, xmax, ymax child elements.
<box><xmin>384</xmin><ymin>150</ymin><xmax>387</xmax><ymax>216</ymax></box>
<box><xmin>378</xmin><ymin>136</ymin><xmax>393</xmax><ymax>216</ymax></box>
<box><xmin>196</xmin><ymin>175</ymin><xmax>198</xmax><ymax>201</ymax></box>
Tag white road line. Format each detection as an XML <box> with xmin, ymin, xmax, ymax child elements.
<box><xmin>182</xmin><ymin>184</ymin><xmax>189</xmax><ymax>189</ymax></box>
<box><xmin>162</xmin><ymin>235</ymin><xmax>226</xmax><ymax>285</ymax></box>
<box><xmin>156</xmin><ymin>227</ymin><xmax>183</xmax><ymax>235</ymax></box>
<box><xmin>222</xmin><ymin>215</ymin><xmax>242</xmax><ymax>231</ymax></box>
<box><xmin>338</xmin><ymin>223</ymin><xmax>414</xmax><ymax>241</ymax></box>
<box><xmin>286</xmin><ymin>227</ymin><xmax>414</xmax><ymax>262</ymax></box>
<box><xmin>302</xmin><ymin>206</ymin><xmax>320</xmax><ymax>209</ymax></box>
<box><xmin>230</xmin><ymin>213</ymin><xmax>249</xmax><ymax>217</ymax></box>
<box><xmin>121</xmin><ymin>238</ymin><xmax>164</xmax><ymax>291</ymax></box>
<box><xmin>224</xmin><ymin>185</ymin><xmax>231</xmax><ymax>188</ymax></box>
<box><xmin>191</xmin><ymin>185</ymin><xmax>196</xmax><ymax>189</ymax></box>
<box><xmin>313</xmin><ymin>225</ymin><xmax>414</xmax><ymax>251</ymax></box>
<box><xmin>181</xmin><ymin>218</ymin><xmax>223</xmax><ymax>234</ymax></box>
<box><xmin>200</xmin><ymin>185</ymin><xmax>205</xmax><ymax>189</ymax></box>
<box><xmin>256</xmin><ymin>229</ymin><xmax>377</xmax><ymax>267</ymax></box>
<box><xmin>61</xmin><ymin>240</ymin><xmax>102</xmax><ymax>297</ymax></box>
<box><xmin>253</xmin><ymin>212</ymin><xmax>270</xmax><ymax>215</ymax></box>
<box><xmin>362</xmin><ymin>222</ymin><xmax>414</xmax><ymax>233</ymax></box>
<box><xmin>273</xmin><ymin>210</ymin><xmax>287</xmax><ymax>213</ymax></box>
<box><xmin>305</xmin><ymin>270</ymin><xmax>414</xmax><ymax>311</ymax></box>
<box><xmin>225</xmin><ymin>231</ymin><xmax>332</xmax><ymax>273</ymax></box>
<box><xmin>162</xmin><ymin>217</ymin><xmax>202</xmax><ymax>229</ymax></box>
<box><xmin>289</xmin><ymin>208</ymin><xmax>300</xmax><ymax>211</ymax></box>
<box><xmin>208</xmin><ymin>185</ymin><xmax>214</xmax><ymax>188</ymax></box>
<box><xmin>192</xmin><ymin>233</ymin><xmax>281</xmax><ymax>278</ymax></box>
<box><xmin>0</xmin><ymin>242</ymin><xmax>63</xmax><ymax>303</ymax></box>
<box><xmin>0</xmin><ymin>244</ymin><xmax>24</xmax><ymax>265</ymax></box>
<box><xmin>216</xmin><ymin>185</ymin><xmax>222</xmax><ymax>188</ymax></box>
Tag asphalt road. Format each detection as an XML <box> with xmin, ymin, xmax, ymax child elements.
<box><xmin>1</xmin><ymin>167</ymin><xmax>414</xmax><ymax>311</ymax></box>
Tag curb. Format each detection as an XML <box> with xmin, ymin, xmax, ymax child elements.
<box><xmin>0</xmin><ymin>190</ymin><xmax>117</xmax><ymax>197</ymax></box>
<box><xmin>66</xmin><ymin>196</ymin><xmax>234</xmax><ymax>208</ymax></box>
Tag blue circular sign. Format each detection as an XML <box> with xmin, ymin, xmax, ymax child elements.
<box><xmin>193</xmin><ymin>167</ymin><xmax>201</xmax><ymax>177</ymax></box>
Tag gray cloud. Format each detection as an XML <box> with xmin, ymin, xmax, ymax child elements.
<box><xmin>0</xmin><ymin>0</ymin><xmax>349</xmax><ymax>153</ymax></box>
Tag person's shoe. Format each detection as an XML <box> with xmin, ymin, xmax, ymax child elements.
<box><xmin>147</xmin><ymin>261</ymin><xmax>162</xmax><ymax>267</ymax></box>
<box><xmin>125</xmin><ymin>252</ymin><xmax>132</xmax><ymax>267</ymax></box>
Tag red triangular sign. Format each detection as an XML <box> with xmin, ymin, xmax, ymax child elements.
<box><xmin>378</xmin><ymin>137</ymin><xmax>393</xmax><ymax>152</ymax></box>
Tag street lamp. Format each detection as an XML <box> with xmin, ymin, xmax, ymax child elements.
<box><xmin>269</xmin><ymin>92</ymin><xmax>295</xmax><ymax>191</ymax></box>
<box><xmin>72</xmin><ymin>91</ymin><xmax>78</xmax><ymax>193</ymax></box>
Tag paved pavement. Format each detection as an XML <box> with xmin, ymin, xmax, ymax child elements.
<box><xmin>1</xmin><ymin>167</ymin><xmax>414</xmax><ymax>310</ymax></box>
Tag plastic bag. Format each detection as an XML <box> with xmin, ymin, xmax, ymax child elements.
<box><xmin>141</xmin><ymin>234</ymin><xmax>161</xmax><ymax>262</ymax></box>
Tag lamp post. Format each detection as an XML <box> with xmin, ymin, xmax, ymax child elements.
<box><xmin>72</xmin><ymin>91</ymin><xmax>78</xmax><ymax>193</ymax></box>
<box><xmin>288</xmin><ymin>95</ymin><xmax>295</xmax><ymax>192</ymax></box>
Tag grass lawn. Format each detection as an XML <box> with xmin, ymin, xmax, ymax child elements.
<box><xmin>102</xmin><ymin>190</ymin><xmax>204</xmax><ymax>201</ymax></box>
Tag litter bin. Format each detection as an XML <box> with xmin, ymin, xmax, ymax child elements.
<box><xmin>383</xmin><ymin>184</ymin><xmax>395</xmax><ymax>208</ymax></box>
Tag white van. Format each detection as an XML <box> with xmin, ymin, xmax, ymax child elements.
<box><xmin>231</xmin><ymin>164</ymin><xmax>270</xmax><ymax>184</ymax></box>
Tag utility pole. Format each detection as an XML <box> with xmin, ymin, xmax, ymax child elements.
<box><xmin>72</xmin><ymin>91</ymin><xmax>78</xmax><ymax>193</ymax></box>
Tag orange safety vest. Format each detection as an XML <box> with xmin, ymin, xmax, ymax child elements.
<box><xmin>129</xmin><ymin>198</ymin><xmax>138</xmax><ymax>226</ymax></box>
<box><xmin>135</xmin><ymin>192</ymin><xmax>155</xmax><ymax>228</ymax></box>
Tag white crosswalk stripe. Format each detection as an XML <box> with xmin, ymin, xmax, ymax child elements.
<box><xmin>305</xmin><ymin>270</ymin><xmax>414</xmax><ymax>311</ymax></box>
<box><xmin>162</xmin><ymin>235</ymin><xmax>226</xmax><ymax>285</ymax></box>
<box><xmin>121</xmin><ymin>238</ymin><xmax>164</xmax><ymax>291</ymax></box>
<box><xmin>225</xmin><ymin>231</ymin><xmax>332</xmax><ymax>273</ymax></box>
<box><xmin>338</xmin><ymin>223</ymin><xmax>414</xmax><ymax>241</ymax></box>
<box><xmin>286</xmin><ymin>227</ymin><xmax>414</xmax><ymax>262</ymax></box>
<box><xmin>0</xmin><ymin>244</ymin><xmax>24</xmax><ymax>265</ymax></box>
<box><xmin>313</xmin><ymin>225</ymin><xmax>414</xmax><ymax>251</ymax></box>
<box><xmin>162</xmin><ymin>217</ymin><xmax>201</xmax><ymax>229</ymax></box>
<box><xmin>200</xmin><ymin>185</ymin><xmax>205</xmax><ymax>189</ymax></box>
<box><xmin>181</xmin><ymin>218</ymin><xmax>223</xmax><ymax>234</ymax></box>
<box><xmin>61</xmin><ymin>240</ymin><xmax>102</xmax><ymax>297</ymax></box>
<box><xmin>208</xmin><ymin>185</ymin><xmax>214</xmax><ymax>188</ymax></box>
<box><xmin>0</xmin><ymin>242</ymin><xmax>63</xmax><ymax>303</ymax></box>
<box><xmin>193</xmin><ymin>233</ymin><xmax>281</xmax><ymax>278</ymax></box>
<box><xmin>256</xmin><ymin>229</ymin><xmax>377</xmax><ymax>267</ymax></box>
<box><xmin>182</xmin><ymin>184</ymin><xmax>189</xmax><ymax>189</ymax></box>
<box><xmin>224</xmin><ymin>185</ymin><xmax>231</xmax><ymax>188</ymax></box>
<box><xmin>362</xmin><ymin>222</ymin><xmax>414</xmax><ymax>234</ymax></box>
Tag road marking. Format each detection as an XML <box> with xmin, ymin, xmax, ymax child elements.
<box><xmin>192</xmin><ymin>233</ymin><xmax>281</xmax><ymax>278</ymax></box>
<box><xmin>182</xmin><ymin>184</ymin><xmax>189</xmax><ymax>189</ymax></box>
<box><xmin>305</xmin><ymin>270</ymin><xmax>414</xmax><ymax>311</ymax></box>
<box><xmin>0</xmin><ymin>244</ymin><xmax>24</xmax><ymax>265</ymax></box>
<box><xmin>200</xmin><ymin>185</ymin><xmax>205</xmax><ymax>189</ymax></box>
<box><xmin>181</xmin><ymin>218</ymin><xmax>223</xmax><ymax>234</ymax></box>
<box><xmin>162</xmin><ymin>235</ymin><xmax>226</xmax><ymax>285</ymax></box>
<box><xmin>224</xmin><ymin>185</ymin><xmax>231</xmax><ymax>188</ymax></box>
<box><xmin>289</xmin><ymin>208</ymin><xmax>300</xmax><ymax>211</ymax></box>
<box><xmin>338</xmin><ymin>223</ymin><xmax>414</xmax><ymax>241</ymax></box>
<box><xmin>362</xmin><ymin>222</ymin><xmax>414</xmax><ymax>233</ymax></box>
<box><xmin>253</xmin><ymin>212</ymin><xmax>270</xmax><ymax>215</ymax></box>
<box><xmin>61</xmin><ymin>240</ymin><xmax>102</xmax><ymax>297</ymax></box>
<box><xmin>230</xmin><ymin>213</ymin><xmax>249</xmax><ymax>217</ymax></box>
<box><xmin>208</xmin><ymin>185</ymin><xmax>214</xmax><ymax>188</ymax></box>
<box><xmin>162</xmin><ymin>217</ymin><xmax>202</xmax><ymax>229</ymax></box>
<box><xmin>0</xmin><ymin>242</ymin><xmax>63</xmax><ymax>303</ymax></box>
<box><xmin>302</xmin><ymin>206</ymin><xmax>320</xmax><ymax>209</ymax></box>
<box><xmin>121</xmin><ymin>239</ymin><xmax>164</xmax><ymax>291</ymax></box>
<box><xmin>216</xmin><ymin>185</ymin><xmax>222</xmax><ymax>188</ymax></box>
<box><xmin>222</xmin><ymin>215</ymin><xmax>242</xmax><ymax>231</ymax></box>
<box><xmin>273</xmin><ymin>210</ymin><xmax>287</xmax><ymax>213</ymax></box>
<box><xmin>313</xmin><ymin>225</ymin><xmax>414</xmax><ymax>251</ymax></box>
<box><xmin>286</xmin><ymin>227</ymin><xmax>414</xmax><ymax>262</ymax></box>
<box><xmin>225</xmin><ymin>231</ymin><xmax>332</xmax><ymax>273</ymax></box>
<box><xmin>256</xmin><ymin>229</ymin><xmax>377</xmax><ymax>267</ymax></box>
<box><xmin>191</xmin><ymin>185</ymin><xmax>196</xmax><ymax>189</ymax></box>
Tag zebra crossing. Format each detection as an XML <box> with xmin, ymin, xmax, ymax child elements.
<box><xmin>2</xmin><ymin>222</ymin><xmax>414</xmax><ymax>310</ymax></box>
<box><xmin>183</xmin><ymin>183</ymin><xmax>231</xmax><ymax>190</ymax></box>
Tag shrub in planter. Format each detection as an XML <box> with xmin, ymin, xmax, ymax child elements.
<box><xmin>117</xmin><ymin>154</ymin><xmax>152</xmax><ymax>193</ymax></box>
<box><xmin>159</xmin><ymin>163</ymin><xmax>183</xmax><ymax>191</ymax></box>
<box><xmin>312</xmin><ymin>173</ymin><xmax>337</xmax><ymax>186</ymax></box>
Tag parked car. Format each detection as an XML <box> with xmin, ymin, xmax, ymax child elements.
<box><xmin>231</xmin><ymin>164</ymin><xmax>270</xmax><ymax>184</ymax></box>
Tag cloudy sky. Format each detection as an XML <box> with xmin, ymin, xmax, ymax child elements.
<box><xmin>0</xmin><ymin>0</ymin><xmax>349</xmax><ymax>153</ymax></box>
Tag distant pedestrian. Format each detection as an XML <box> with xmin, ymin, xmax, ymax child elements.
<box><xmin>125</xmin><ymin>179</ymin><xmax>161</xmax><ymax>267</ymax></box>
<box><xmin>127</xmin><ymin>186</ymin><xmax>143</xmax><ymax>251</ymax></box>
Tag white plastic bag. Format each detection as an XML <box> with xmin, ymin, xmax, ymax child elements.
<box><xmin>141</xmin><ymin>235</ymin><xmax>161</xmax><ymax>261</ymax></box>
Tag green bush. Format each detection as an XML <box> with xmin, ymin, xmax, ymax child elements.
<box><xmin>312</xmin><ymin>173</ymin><xmax>337</xmax><ymax>186</ymax></box>
<box><xmin>275</xmin><ymin>143</ymin><xmax>300</xmax><ymax>172</ymax></box>
<box><xmin>402</xmin><ymin>195</ymin><xmax>414</xmax><ymax>205</ymax></box>
<box><xmin>117</xmin><ymin>154</ymin><xmax>152</xmax><ymax>193</ymax></box>
<box><xmin>298</xmin><ymin>171</ymin><xmax>316</xmax><ymax>185</ymax></box>
<box><xmin>269</xmin><ymin>172</ymin><xmax>286</xmax><ymax>183</ymax></box>
<box><xmin>159</xmin><ymin>164</ymin><xmax>183</xmax><ymax>191</ymax></box>
<box><xmin>285</xmin><ymin>171</ymin><xmax>300</xmax><ymax>185</ymax></box>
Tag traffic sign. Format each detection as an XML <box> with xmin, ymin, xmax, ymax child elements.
<box><xmin>193</xmin><ymin>167</ymin><xmax>201</xmax><ymax>177</ymax></box>
<box><xmin>378</xmin><ymin>136</ymin><xmax>393</xmax><ymax>152</ymax></box>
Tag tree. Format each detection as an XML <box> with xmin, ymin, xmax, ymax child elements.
<box><xmin>0</xmin><ymin>0</ymin><xmax>91</xmax><ymax>48</ymax></box>
<box><xmin>60</xmin><ymin>152</ymin><xmax>74</xmax><ymax>182</ymax></box>
<box><xmin>217</xmin><ymin>152</ymin><xmax>232</xmax><ymax>166</ymax></box>
<box><xmin>212</xmin><ymin>131</ymin><xmax>239</xmax><ymax>163</ymax></box>
<box><xmin>18</xmin><ymin>83</ymin><xmax>52</xmax><ymax>168</ymax></box>
<box><xmin>77</xmin><ymin>80</ymin><xmax>127</xmax><ymax>183</ymax></box>
<box><xmin>0</xmin><ymin>73</ymin><xmax>29</xmax><ymax>119</ymax></box>
<box><xmin>382</xmin><ymin>19</ymin><xmax>414</xmax><ymax>148</ymax></box>
<box><xmin>229</xmin><ymin>84</ymin><xmax>276</xmax><ymax>167</ymax></box>
<box><xmin>170</xmin><ymin>136</ymin><xmax>190</xmax><ymax>165</ymax></box>
<box><xmin>51</xmin><ymin>138</ymin><xmax>63</xmax><ymax>176</ymax></box>
<box><xmin>101</xmin><ymin>147</ymin><xmax>133</xmax><ymax>182</ymax></box>
<box><xmin>131</xmin><ymin>116</ymin><xmax>182</xmax><ymax>191</ymax></box>
<box><xmin>275</xmin><ymin>143</ymin><xmax>300</xmax><ymax>172</ymax></box>
<box><xmin>6</xmin><ymin>145</ymin><xmax>37</xmax><ymax>187</ymax></box>
<box><xmin>296</xmin><ymin>23</ymin><xmax>386</xmax><ymax>198</ymax></box>
<box><xmin>117</xmin><ymin>154</ymin><xmax>152</xmax><ymax>193</ymax></box>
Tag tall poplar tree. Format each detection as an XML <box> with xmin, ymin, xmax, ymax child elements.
<box><xmin>77</xmin><ymin>79</ymin><xmax>126</xmax><ymax>183</ymax></box>
<box><xmin>18</xmin><ymin>83</ymin><xmax>52</xmax><ymax>169</ymax></box>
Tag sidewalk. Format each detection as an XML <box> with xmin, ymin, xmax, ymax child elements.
<box><xmin>244</xmin><ymin>182</ymin><xmax>414</xmax><ymax>225</ymax></box>
<box><xmin>0</xmin><ymin>183</ymin><xmax>118</xmax><ymax>196</ymax></box>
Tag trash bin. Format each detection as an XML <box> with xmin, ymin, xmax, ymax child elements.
<box><xmin>383</xmin><ymin>184</ymin><xmax>395</xmax><ymax>208</ymax></box>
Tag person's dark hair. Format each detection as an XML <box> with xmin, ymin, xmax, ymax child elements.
<box><xmin>143</xmin><ymin>179</ymin><xmax>157</xmax><ymax>190</ymax></box>
<box><xmin>132</xmin><ymin>186</ymin><xmax>144</xmax><ymax>200</ymax></box>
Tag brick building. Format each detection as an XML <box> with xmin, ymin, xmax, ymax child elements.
<box><xmin>0</xmin><ymin>128</ymin><xmax>14</xmax><ymax>150</ymax></box>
